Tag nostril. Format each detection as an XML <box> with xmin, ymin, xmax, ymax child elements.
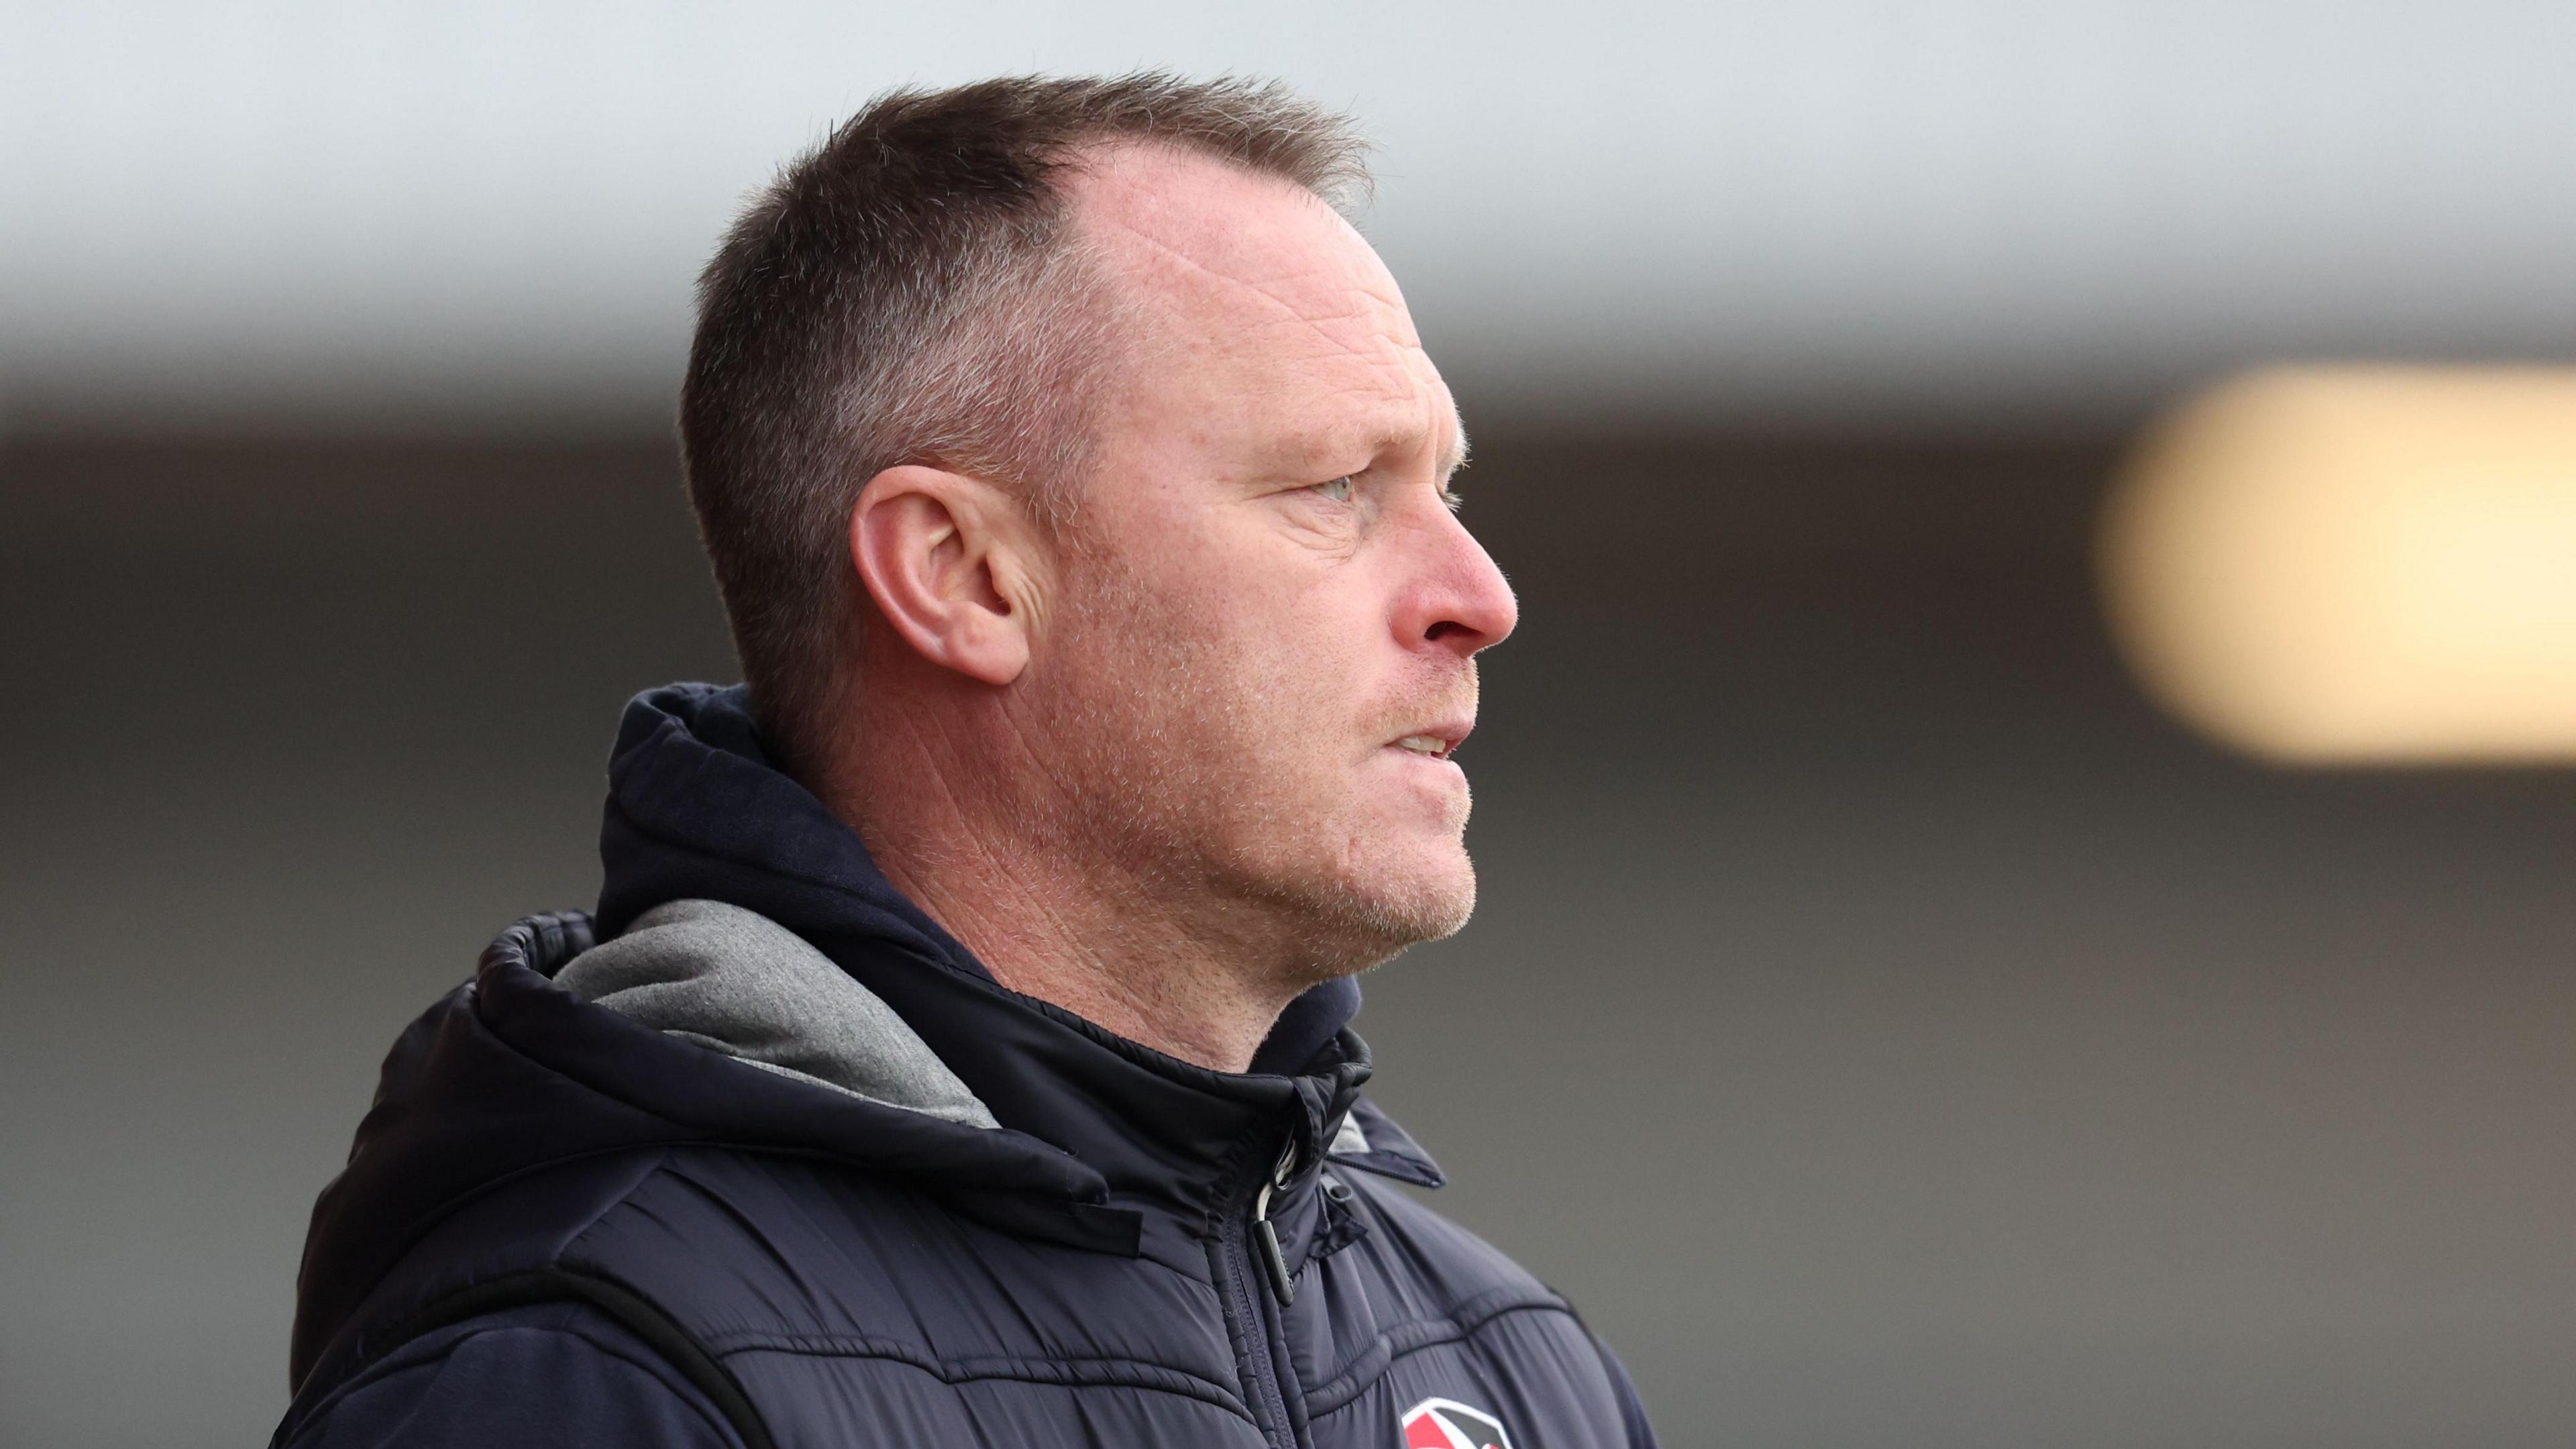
<box><xmin>1424</xmin><ymin>621</ymin><xmax>1468</xmax><ymax>643</ymax></box>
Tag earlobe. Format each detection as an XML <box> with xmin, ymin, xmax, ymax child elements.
<box><xmin>849</xmin><ymin>465</ymin><xmax>1033</xmax><ymax>686</ymax></box>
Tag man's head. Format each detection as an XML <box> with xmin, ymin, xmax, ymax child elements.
<box><xmin>682</xmin><ymin>74</ymin><xmax>1372</xmax><ymax>770</ymax></box>
<box><xmin>682</xmin><ymin>75</ymin><xmax>1515</xmax><ymax>999</ymax></box>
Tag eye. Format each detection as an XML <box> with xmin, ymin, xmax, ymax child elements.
<box><xmin>1313</xmin><ymin>476</ymin><xmax>1355</xmax><ymax>504</ymax></box>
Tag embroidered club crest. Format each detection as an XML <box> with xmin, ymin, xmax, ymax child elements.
<box><xmin>1401</xmin><ymin>1397</ymin><xmax>1513</xmax><ymax>1449</ymax></box>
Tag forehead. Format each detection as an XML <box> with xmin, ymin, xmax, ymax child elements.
<box><xmin>1061</xmin><ymin>144</ymin><xmax>1460</xmax><ymax>471</ymax></box>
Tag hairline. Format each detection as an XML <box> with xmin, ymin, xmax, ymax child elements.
<box><xmin>1045</xmin><ymin>142</ymin><xmax>1460</xmax><ymax>493</ymax></box>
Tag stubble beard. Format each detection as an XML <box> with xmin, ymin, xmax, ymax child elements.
<box><xmin>1018</xmin><ymin>550</ymin><xmax>1478</xmax><ymax>991</ymax></box>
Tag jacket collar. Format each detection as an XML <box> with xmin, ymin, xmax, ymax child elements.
<box><xmin>595</xmin><ymin>683</ymin><xmax>1380</xmax><ymax>1227</ymax></box>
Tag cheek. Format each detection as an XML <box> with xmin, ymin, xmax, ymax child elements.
<box><xmin>1076</xmin><ymin>520</ymin><xmax>1390</xmax><ymax>754</ymax></box>
<box><xmin>1232</xmin><ymin>592</ymin><xmax>1385</xmax><ymax>751</ymax></box>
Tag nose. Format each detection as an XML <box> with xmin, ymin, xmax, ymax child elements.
<box><xmin>1396</xmin><ymin>506</ymin><xmax>1518</xmax><ymax>657</ymax></box>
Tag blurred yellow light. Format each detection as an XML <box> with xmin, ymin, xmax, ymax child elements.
<box><xmin>2100</xmin><ymin>366</ymin><xmax>2576</xmax><ymax>764</ymax></box>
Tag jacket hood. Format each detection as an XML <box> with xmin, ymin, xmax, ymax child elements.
<box><xmin>554</xmin><ymin>896</ymin><xmax>1002</xmax><ymax>1127</ymax></box>
<box><xmin>289</xmin><ymin>683</ymin><xmax>1431</xmax><ymax>1389</ymax></box>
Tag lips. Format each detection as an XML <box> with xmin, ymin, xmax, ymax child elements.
<box><xmin>1386</xmin><ymin>716</ymin><xmax>1472</xmax><ymax>761</ymax></box>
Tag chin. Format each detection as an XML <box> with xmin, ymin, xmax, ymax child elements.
<box><xmin>1290</xmin><ymin>839</ymin><xmax>1478</xmax><ymax>970</ymax></box>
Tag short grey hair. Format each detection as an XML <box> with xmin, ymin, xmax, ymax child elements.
<box><xmin>678</xmin><ymin>73</ymin><xmax>1373</xmax><ymax>771</ymax></box>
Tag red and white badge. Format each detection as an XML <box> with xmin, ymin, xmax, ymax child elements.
<box><xmin>1400</xmin><ymin>1397</ymin><xmax>1513</xmax><ymax>1449</ymax></box>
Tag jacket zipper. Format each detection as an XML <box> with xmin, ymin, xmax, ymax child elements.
<box><xmin>1218</xmin><ymin>1134</ymin><xmax>1305</xmax><ymax>1449</ymax></box>
<box><xmin>1252</xmin><ymin>1137</ymin><xmax>1300</xmax><ymax>1306</ymax></box>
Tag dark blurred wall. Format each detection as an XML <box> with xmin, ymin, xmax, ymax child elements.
<box><xmin>5</xmin><ymin>431</ymin><xmax>2573</xmax><ymax>1448</ymax></box>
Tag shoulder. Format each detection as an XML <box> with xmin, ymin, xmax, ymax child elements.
<box><xmin>564</xmin><ymin>1145</ymin><xmax>1009</xmax><ymax>1337</ymax></box>
<box><xmin>278</xmin><ymin>1299</ymin><xmax>747</xmax><ymax>1449</ymax></box>
<box><xmin>284</xmin><ymin>1144</ymin><xmax>937</xmax><ymax>1449</ymax></box>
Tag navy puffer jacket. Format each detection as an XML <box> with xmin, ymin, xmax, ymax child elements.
<box><xmin>274</xmin><ymin>684</ymin><xmax>1657</xmax><ymax>1449</ymax></box>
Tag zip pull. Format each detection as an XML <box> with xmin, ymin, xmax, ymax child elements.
<box><xmin>1252</xmin><ymin>1136</ymin><xmax>1299</xmax><ymax>1306</ymax></box>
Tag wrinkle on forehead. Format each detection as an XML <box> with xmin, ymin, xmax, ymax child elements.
<box><xmin>1097</xmin><ymin>220</ymin><xmax>1415</xmax><ymax>354</ymax></box>
<box><xmin>1063</xmin><ymin>144</ymin><xmax>1446</xmax><ymax>440</ymax></box>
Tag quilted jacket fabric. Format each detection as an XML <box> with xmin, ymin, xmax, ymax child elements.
<box><xmin>272</xmin><ymin>684</ymin><xmax>1658</xmax><ymax>1449</ymax></box>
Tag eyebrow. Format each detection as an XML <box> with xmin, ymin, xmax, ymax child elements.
<box><xmin>1439</xmin><ymin>417</ymin><xmax>1470</xmax><ymax>483</ymax></box>
<box><xmin>1287</xmin><ymin>406</ymin><xmax>1471</xmax><ymax>487</ymax></box>
<box><xmin>1377</xmin><ymin>407</ymin><xmax>1469</xmax><ymax>481</ymax></box>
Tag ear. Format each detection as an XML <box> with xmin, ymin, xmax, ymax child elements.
<box><xmin>849</xmin><ymin>464</ymin><xmax>1042</xmax><ymax>686</ymax></box>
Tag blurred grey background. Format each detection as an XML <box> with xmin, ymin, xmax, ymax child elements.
<box><xmin>5</xmin><ymin>5</ymin><xmax>2575</xmax><ymax>1447</ymax></box>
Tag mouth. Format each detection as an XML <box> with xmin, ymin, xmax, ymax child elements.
<box><xmin>1386</xmin><ymin>716</ymin><xmax>1473</xmax><ymax>762</ymax></box>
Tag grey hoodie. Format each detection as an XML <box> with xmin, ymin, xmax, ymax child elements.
<box><xmin>555</xmin><ymin>898</ymin><xmax>998</xmax><ymax>1129</ymax></box>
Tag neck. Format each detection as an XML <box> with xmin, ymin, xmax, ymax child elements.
<box><xmin>824</xmin><ymin>696</ymin><xmax>1308</xmax><ymax>1075</ymax></box>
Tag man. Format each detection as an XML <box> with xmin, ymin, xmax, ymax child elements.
<box><xmin>273</xmin><ymin>74</ymin><xmax>1659</xmax><ymax>1449</ymax></box>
